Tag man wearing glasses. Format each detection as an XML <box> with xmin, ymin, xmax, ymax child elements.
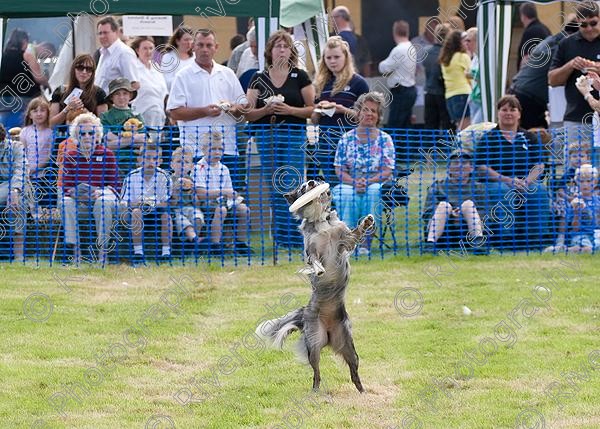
<box><xmin>549</xmin><ymin>1</ymin><xmax>600</xmax><ymax>149</ymax></box>
<box><xmin>331</xmin><ymin>6</ymin><xmax>358</xmax><ymax>56</ymax></box>
<box><xmin>510</xmin><ymin>15</ymin><xmax>579</xmax><ymax>129</ymax></box>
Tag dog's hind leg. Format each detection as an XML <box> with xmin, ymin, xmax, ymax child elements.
<box><xmin>340</xmin><ymin>339</ymin><xmax>364</xmax><ymax>393</ymax></box>
<box><xmin>304</xmin><ymin>318</ymin><xmax>327</xmax><ymax>391</ymax></box>
<box><xmin>331</xmin><ymin>321</ymin><xmax>365</xmax><ymax>393</ymax></box>
<box><xmin>343</xmin><ymin>339</ymin><xmax>364</xmax><ymax>393</ymax></box>
<box><xmin>307</xmin><ymin>343</ymin><xmax>322</xmax><ymax>391</ymax></box>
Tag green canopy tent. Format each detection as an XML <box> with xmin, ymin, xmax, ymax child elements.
<box><xmin>0</xmin><ymin>0</ymin><xmax>327</xmax><ymax>58</ymax></box>
<box><xmin>0</xmin><ymin>0</ymin><xmax>326</xmax><ymax>83</ymax></box>
<box><xmin>0</xmin><ymin>0</ymin><xmax>280</xmax><ymax>69</ymax></box>
<box><xmin>0</xmin><ymin>1</ymin><xmax>275</xmax><ymax>18</ymax></box>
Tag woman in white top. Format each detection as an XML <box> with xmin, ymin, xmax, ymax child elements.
<box><xmin>130</xmin><ymin>36</ymin><xmax>168</xmax><ymax>127</ymax></box>
<box><xmin>160</xmin><ymin>26</ymin><xmax>195</xmax><ymax>92</ymax></box>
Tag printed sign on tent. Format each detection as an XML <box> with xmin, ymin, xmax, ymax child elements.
<box><xmin>122</xmin><ymin>16</ymin><xmax>173</xmax><ymax>37</ymax></box>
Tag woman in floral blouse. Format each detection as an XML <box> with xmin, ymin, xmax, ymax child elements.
<box><xmin>332</xmin><ymin>91</ymin><xmax>396</xmax><ymax>254</ymax></box>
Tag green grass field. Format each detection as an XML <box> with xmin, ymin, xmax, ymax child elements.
<box><xmin>2</xmin><ymin>254</ymin><xmax>599</xmax><ymax>429</ymax></box>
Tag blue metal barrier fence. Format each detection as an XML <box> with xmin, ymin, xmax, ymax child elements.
<box><xmin>0</xmin><ymin>123</ymin><xmax>597</xmax><ymax>265</ymax></box>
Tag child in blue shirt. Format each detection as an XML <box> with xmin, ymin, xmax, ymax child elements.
<box><xmin>564</xmin><ymin>164</ymin><xmax>600</xmax><ymax>253</ymax></box>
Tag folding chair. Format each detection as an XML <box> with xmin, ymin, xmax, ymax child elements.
<box><xmin>375</xmin><ymin>167</ymin><xmax>413</xmax><ymax>249</ymax></box>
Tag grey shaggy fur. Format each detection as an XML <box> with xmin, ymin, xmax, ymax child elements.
<box><xmin>255</xmin><ymin>179</ymin><xmax>373</xmax><ymax>392</ymax></box>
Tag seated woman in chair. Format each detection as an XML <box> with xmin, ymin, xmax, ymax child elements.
<box><xmin>61</xmin><ymin>112</ymin><xmax>119</xmax><ymax>264</ymax></box>
<box><xmin>332</xmin><ymin>91</ymin><xmax>396</xmax><ymax>254</ymax></box>
<box><xmin>475</xmin><ymin>95</ymin><xmax>550</xmax><ymax>250</ymax></box>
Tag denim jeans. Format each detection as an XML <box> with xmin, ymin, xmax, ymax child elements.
<box><xmin>332</xmin><ymin>183</ymin><xmax>383</xmax><ymax>229</ymax></box>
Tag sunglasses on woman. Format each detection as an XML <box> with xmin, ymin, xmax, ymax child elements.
<box><xmin>78</xmin><ymin>130</ymin><xmax>95</xmax><ymax>137</ymax></box>
<box><xmin>75</xmin><ymin>65</ymin><xmax>94</xmax><ymax>73</ymax></box>
<box><xmin>580</xmin><ymin>20</ymin><xmax>599</xmax><ymax>28</ymax></box>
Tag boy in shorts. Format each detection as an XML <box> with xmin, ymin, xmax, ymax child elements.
<box><xmin>120</xmin><ymin>143</ymin><xmax>172</xmax><ymax>265</ymax></box>
<box><xmin>170</xmin><ymin>146</ymin><xmax>204</xmax><ymax>244</ymax></box>
<box><xmin>193</xmin><ymin>131</ymin><xmax>251</xmax><ymax>255</ymax></box>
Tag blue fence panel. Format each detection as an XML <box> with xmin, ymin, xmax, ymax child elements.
<box><xmin>0</xmin><ymin>123</ymin><xmax>598</xmax><ymax>266</ymax></box>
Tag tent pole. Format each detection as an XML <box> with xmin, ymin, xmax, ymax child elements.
<box><xmin>71</xmin><ymin>18</ymin><xmax>76</xmax><ymax>57</ymax></box>
<box><xmin>0</xmin><ymin>18</ymin><xmax>5</xmax><ymax>69</ymax></box>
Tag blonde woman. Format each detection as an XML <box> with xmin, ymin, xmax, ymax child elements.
<box><xmin>310</xmin><ymin>36</ymin><xmax>369</xmax><ymax>183</ymax></box>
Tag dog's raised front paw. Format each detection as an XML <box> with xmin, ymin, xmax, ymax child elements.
<box><xmin>360</xmin><ymin>214</ymin><xmax>375</xmax><ymax>232</ymax></box>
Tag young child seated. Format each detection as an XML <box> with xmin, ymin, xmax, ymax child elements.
<box><xmin>563</xmin><ymin>164</ymin><xmax>600</xmax><ymax>253</ymax></box>
<box><xmin>120</xmin><ymin>143</ymin><xmax>172</xmax><ymax>265</ymax></box>
<box><xmin>422</xmin><ymin>149</ymin><xmax>487</xmax><ymax>253</ymax></box>
<box><xmin>170</xmin><ymin>146</ymin><xmax>204</xmax><ymax>244</ymax></box>
<box><xmin>545</xmin><ymin>142</ymin><xmax>590</xmax><ymax>252</ymax></box>
<box><xmin>192</xmin><ymin>131</ymin><xmax>251</xmax><ymax>255</ymax></box>
<box><xmin>101</xmin><ymin>77</ymin><xmax>146</xmax><ymax>176</ymax></box>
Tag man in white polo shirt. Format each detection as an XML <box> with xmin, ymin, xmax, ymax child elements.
<box><xmin>94</xmin><ymin>16</ymin><xmax>140</xmax><ymax>94</ymax></box>
<box><xmin>167</xmin><ymin>29</ymin><xmax>247</xmax><ymax>191</ymax></box>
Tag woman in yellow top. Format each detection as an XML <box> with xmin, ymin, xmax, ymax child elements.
<box><xmin>439</xmin><ymin>30</ymin><xmax>472</xmax><ymax>130</ymax></box>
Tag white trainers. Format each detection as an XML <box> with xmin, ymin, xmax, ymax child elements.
<box><xmin>543</xmin><ymin>244</ymin><xmax>566</xmax><ymax>253</ymax></box>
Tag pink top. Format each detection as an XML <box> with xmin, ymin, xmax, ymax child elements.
<box><xmin>20</xmin><ymin>125</ymin><xmax>53</xmax><ymax>177</ymax></box>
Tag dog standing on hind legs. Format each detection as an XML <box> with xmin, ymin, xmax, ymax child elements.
<box><xmin>256</xmin><ymin>179</ymin><xmax>373</xmax><ymax>393</ymax></box>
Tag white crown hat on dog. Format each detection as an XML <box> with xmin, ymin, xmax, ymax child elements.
<box><xmin>288</xmin><ymin>183</ymin><xmax>330</xmax><ymax>213</ymax></box>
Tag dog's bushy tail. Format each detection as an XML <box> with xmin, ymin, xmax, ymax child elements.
<box><xmin>256</xmin><ymin>307</ymin><xmax>304</xmax><ymax>349</ymax></box>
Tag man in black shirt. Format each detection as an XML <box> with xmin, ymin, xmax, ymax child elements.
<box><xmin>510</xmin><ymin>17</ymin><xmax>579</xmax><ymax>129</ymax></box>
<box><xmin>549</xmin><ymin>1</ymin><xmax>600</xmax><ymax>146</ymax></box>
<box><xmin>517</xmin><ymin>3</ymin><xmax>551</xmax><ymax>70</ymax></box>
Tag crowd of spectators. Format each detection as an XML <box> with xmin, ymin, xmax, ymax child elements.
<box><xmin>1</xmin><ymin>3</ymin><xmax>600</xmax><ymax>263</ymax></box>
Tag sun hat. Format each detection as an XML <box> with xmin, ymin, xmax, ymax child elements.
<box><xmin>107</xmin><ymin>77</ymin><xmax>137</xmax><ymax>101</ymax></box>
